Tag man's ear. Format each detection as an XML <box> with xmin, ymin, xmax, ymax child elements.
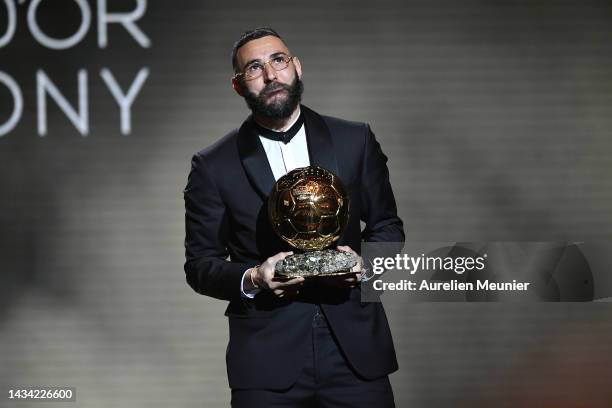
<box><xmin>232</xmin><ymin>78</ymin><xmax>244</xmax><ymax>96</ymax></box>
<box><xmin>293</xmin><ymin>56</ymin><xmax>303</xmax><ymax>79</ymax></box>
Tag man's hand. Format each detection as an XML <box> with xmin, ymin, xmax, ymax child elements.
<box><xmin>321</xmin><ymin>246</ymin><xmax>363</xmax><ymax>289</ymax></box>
<box><xmin>249</xmin><ymin>252</ymin><xmax>305</xmax><ymax>297</ymax></box>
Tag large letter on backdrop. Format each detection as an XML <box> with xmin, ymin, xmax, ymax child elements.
<box><xmin>100</xmin><ymin>67</ymin><xmax>150</xmax><ymax>135</ymax></box>
<box><xmin>0</xmin><ymin>71</ymin><xmax>23</xmax><ymax>137</ymax></box>
<box><xmin>37</xmin><ymin>69</ymin><xmax>89</xmax><ymax>136</ymax></box>
<box><xmin>0</xmin><ymin>0</ymin><xmax>16</xmax><ymax>48</ymax></box>
<box><xmin>27</xmin><ymin>0</ymin><xmax>91</xmax><ymax>49</ymax></box>
<box><xmin>98</xmin><ymin>0</ymin><xmax>151</xmax><ymax>48</ymax></box>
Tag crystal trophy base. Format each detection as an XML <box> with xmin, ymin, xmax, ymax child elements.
<box><xmin>275</xmin><ymin>249</ymin><xmax>358</xmax><ymax>278</ymax></box>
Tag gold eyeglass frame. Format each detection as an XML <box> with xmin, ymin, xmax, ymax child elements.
<box><xmin>233</xmin><ymin>55</ymin><xmax>295</xmax><ymax>81</ymax></box>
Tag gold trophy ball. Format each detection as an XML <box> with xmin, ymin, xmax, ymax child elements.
<box><xmin>268</xmin><ymin>166</ymin><xmax>349</xmax><ymax>251</ymax></box>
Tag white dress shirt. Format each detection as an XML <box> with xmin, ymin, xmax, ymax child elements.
<box><xmin>240</xmin><ymin>110</ymin><xmax>310</xmax><ymax>297</ymax></box>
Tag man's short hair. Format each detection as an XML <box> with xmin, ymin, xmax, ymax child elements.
<box><xmin>231</xmin><ymin>27</ymin><xmax>284</xmax><ymax>73</ymax></box>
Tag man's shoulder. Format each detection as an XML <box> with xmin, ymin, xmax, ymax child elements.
<box><xmin>320</xmin><ymin>113</ymin><xmax>367</xmax><ymax>132</ymax></box>
<box><xmin>304</xmin><ymin>106</ymin><xmax>369</xmax><ymax>141</ymax></box>
<box><xmin>194</xmin><ymin>128</ymin><xmax>240</xmax><ymax>164</ymax></box>
<box><xmin>318</xmin><ymin>112</ymin><xmax>371</xmax><ymax>149</ymax></box>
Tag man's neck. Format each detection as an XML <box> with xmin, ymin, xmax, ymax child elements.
<box><xmin>253</xmin><ymin>107</ymin><xmax>301</xmax><ymax>132</ymax></box>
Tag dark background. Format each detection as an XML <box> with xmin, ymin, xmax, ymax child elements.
<box><xmin>1</xmin><ymin>0</ymin><xmax>611</xmax><ymax>406</ymax></box>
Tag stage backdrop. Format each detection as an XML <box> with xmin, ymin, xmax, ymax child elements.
<box><xmin>1</xmin><ymin>0</ymin><xmax>612</xmax><ymax>406</ymax></box>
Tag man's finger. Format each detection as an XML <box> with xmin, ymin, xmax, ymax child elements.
<box><xmin>269</xmin><ymin>276</ymin><xmax>304</xmax><ymax>289</ymax></box>
<box><xmin>280</xmin><ymin>251</ymin><xmax>294</xmax><ymax>259</ymax></box>
<box><xmin>268</xmin><ymin>251</ymin><xmax>292</xmax><ymax>264</ymax></box>
<box><xmin>351</xmin><ymin>257</ymin><xmax>364</xmax><ymax>272</ymax></box>
<box><xmin>337</xmin><ymin>245</ymin><xmax>357</xmax><ymax>255</ymax></box>
<box><xmin>278</xmin><ymin>276</ymin><xmax>304</xmax><ymax>287</ymax></box>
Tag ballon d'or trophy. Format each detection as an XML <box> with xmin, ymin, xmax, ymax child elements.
<box><xmin>268</xmin><ymin>166</ymin><xmax>358</xmax><ymax>278</ymax></box>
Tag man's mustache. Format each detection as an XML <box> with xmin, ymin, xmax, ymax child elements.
<box><xmin>260</xmin><ymin>82</ymin><xmax>290</xmax><ymax>97</ymax></box>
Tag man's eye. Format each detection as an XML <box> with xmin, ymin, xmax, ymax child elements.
<box><xmin>247</xmin><ymin>64</ymin><xmax>263</xmax><ymax>73</ymax></box>
<box><xmin>272</xmin><ymin>56</ymin><xmax>285</xmax><ymax>63</ymax></box>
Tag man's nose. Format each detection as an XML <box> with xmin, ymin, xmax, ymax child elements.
<box><xmin>263</xmin><ymin>62</ymin><xmax>277</xmax><ymax>82</ymax></box>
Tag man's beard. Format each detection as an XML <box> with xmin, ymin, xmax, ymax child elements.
<box><xmin>243</xmin><ymin>76</ymin><xmax>303</xmax><ymax>120</ymax></box>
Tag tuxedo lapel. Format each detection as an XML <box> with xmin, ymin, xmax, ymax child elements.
<box><xmin>236</xmin><ymin>106</ymin><xmax>340</xmax><ymax>199</ymax></box>
<box><xmin>302</xmin><ymin>105</ymin><xmax>340</xmax><ymax>178</ymax></box>
<box><xmin>237</xmin><ymin>116</ymin><xmax>276</xmax><ymax>199</ymax></box>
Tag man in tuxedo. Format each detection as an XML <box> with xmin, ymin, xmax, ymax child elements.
<box><xmin>184</xmin><ymin>27</ymin><xmax>404</xmax><ymax>407</ymax></box>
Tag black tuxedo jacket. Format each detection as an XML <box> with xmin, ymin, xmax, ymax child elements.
<box><xmin>184</xmin><ymin>105</ymin><xmax>404</xmax><ymax>390</ymax></box>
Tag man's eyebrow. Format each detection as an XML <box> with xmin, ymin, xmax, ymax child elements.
<box><xmin>269</xmin><ymin>51</ymin><xmax>288</xmax><ymax>58</ymax></box>
<box><xmin>243</xmin><ymin>52</ymin><xmax>288</xmax><ymax>68</ymax></box>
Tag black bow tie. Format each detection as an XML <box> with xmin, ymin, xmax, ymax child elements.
<box><xmin>254</xmin><ymin>113</ymin><xmax>304</xmax><ymax>144</ymax></box>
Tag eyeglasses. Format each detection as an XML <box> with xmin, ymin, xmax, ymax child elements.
<box><xmin>234</xmin><ymin>54</ymin><xmax>295</xmax><ymax>81</ymax></box>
